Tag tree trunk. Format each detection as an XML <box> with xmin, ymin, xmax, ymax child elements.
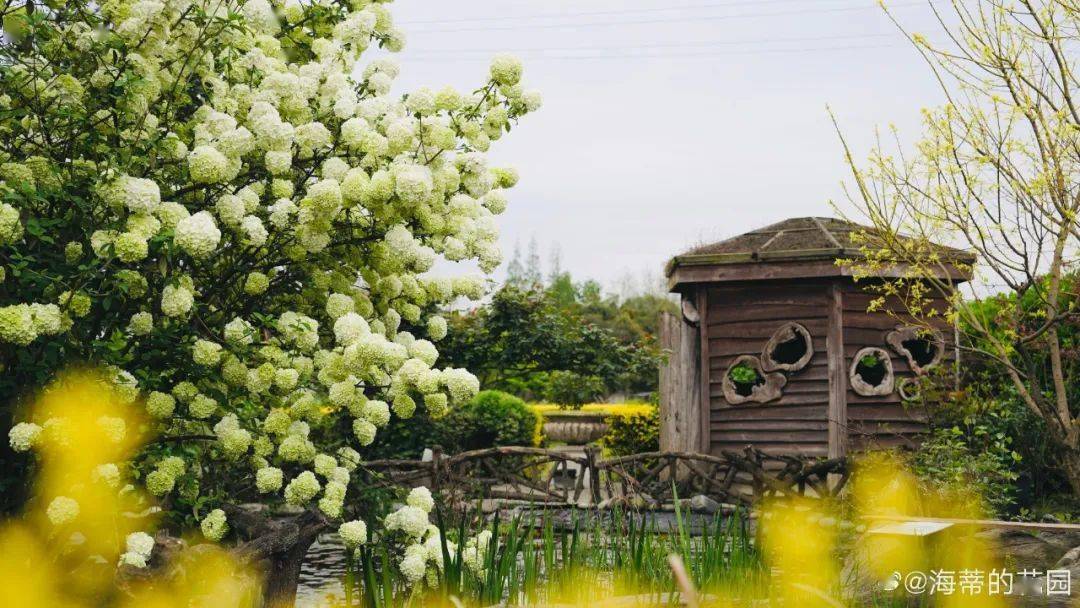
<box><xmin>225</xmin><ymin>506</ymin><xmax>329</xmax><ymax>608</ymax></box>
<box><xmin>1060</xmin><ymin>448</ymin><xmax>1080</xmax><ymax>498</ymax></box>
<box><xmin>261</xmin><ymin>521</ymin><xmax>324</xmax><ymax>608</ymax></box>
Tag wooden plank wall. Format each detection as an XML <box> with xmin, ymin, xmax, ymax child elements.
<box><xmin>705</xmin><ymin>281</ymin><xmax>832</xmax><ymax>457</ymax></box>
<box><xmin>658</xmin><ymin>312</ymin><xmax>702</xmax><ymax>452</ymax></box>
<box><xmin>841</xmin><ymin>281</ymin><xmax>947</xmax><ymax>451</ymax></box>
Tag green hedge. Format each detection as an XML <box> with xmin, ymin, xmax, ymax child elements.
<box><xmin>439</xmin><ymin>390</ymin><xmax>543</xmax><ymax>451</ymax></box>
<box><xmin>602</xmin><ymin>407</ymin><xmax>660</xmax><ymax>456</ymax></box>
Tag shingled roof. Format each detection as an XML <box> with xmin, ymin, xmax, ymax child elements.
<box><xmin>666</xmin><ymin>216</ymin><xmax>975</xmax><ymax>278</ymax></box>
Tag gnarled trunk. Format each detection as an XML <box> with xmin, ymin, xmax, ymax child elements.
<box><xmin>260</xmin><ymin>523</ymin><xmax>324</xmax><ymax>608</ymax></box>
<box><xmin>225</xmin><ymin>506</ymin><xmax>329</xmax><ymax>608</ymax></box>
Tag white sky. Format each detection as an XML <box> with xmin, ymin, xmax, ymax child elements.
<box><xmin>374</xmin><ymin>0</ymin><xmax>949</xmax><ymax>290</ymax></box>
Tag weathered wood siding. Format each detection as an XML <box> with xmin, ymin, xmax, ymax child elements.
<box><xmin>659</xmin><ymin>312</ymin><xmax>702</xmax><ymax>452</ymax></box>
<box><xmin>705</xmin><ymin>281</ymin><xmax>832</xmax><ymax>457</ymax></box>
<box><xmin>840</xmin><ymin>280</ymin><xmax>947</xmax><ymax>451</ymax></box>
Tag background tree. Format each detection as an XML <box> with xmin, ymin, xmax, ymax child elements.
<box><xmin>440</xmin><ymin>274</ymin><xmax>670</xmax><ymax>404</ymax></box>
<box><xmin>0</xmin><ymin>0</ymin><xmax>538</xmax><ymax>602</ymax></box>
<box><xmin>838</xmin><ymin>0</ymin><xmax>1080</xmax><ymax>494</ymax></box>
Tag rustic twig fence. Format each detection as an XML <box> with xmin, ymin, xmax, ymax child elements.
<box><xmin>357</xmin><ymin>446</ymin><xmax>848</xmax><ymax>509</ymax></box>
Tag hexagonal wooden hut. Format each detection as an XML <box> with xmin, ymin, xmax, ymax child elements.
<box><xmin>658</xmin><ymin>217</ymin><xmax>973</xmax><ymax>460</ymax></box>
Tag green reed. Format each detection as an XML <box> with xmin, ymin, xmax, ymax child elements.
<box><xmin>341</xmin><ymin>502</ymin><xmax>766</xmax><ymax>607</ymax></box>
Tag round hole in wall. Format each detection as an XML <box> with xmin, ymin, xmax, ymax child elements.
<box><xmin>729</xmin><ymin>363</ymin><xmax>764</xmax><ymax>397</ymax></box>
<box><xmin>856</xmin><ymin>354</ymin><xmax>887</xmax><ymax>386</ymax></box>
<box><xmin>898</xmin><ymin>377</ymin><xmax>922</xmax><ymax>402</ymax></box>
<box><xmin>849</xmin><ymin>347</ymin><xmax>895</xmax><ymax>397</ymax></box>
<box><xmin>761</xmin><ymin>322</ymin><xmax>813</xmax><ymax>372</ymax></box>
<box><xmin>903</xmin><ymin>338</ymin><xmax>937</xmax><ymax>367</ymax></box>
<box><xmin>887</xmin><ymin>327</ymin><xmax>944</xmax><ymax>375</ymax></box>
<box><xmin>722</xmin><ymin>355</ymin><xmax>786</xmax><ymax>405</ymax></box>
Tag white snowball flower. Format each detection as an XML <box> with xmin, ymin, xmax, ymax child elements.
<box><xmin>215</xmin><ymin>194</ymin><xmax>245</xmax><ymax>226</ymax></box>
<box><xmin>443</xmin><ymin>368</ymin><xmax>480</xmax><ymax>403</ymax></box>
<box><xmin>224</xmin><ymin>317</ymin><xmax>254</xmax><ymax>345</ymax></box>
<box><xmin>284</xmin><ymin>470</ymin><xmax>322</xmax><ymax>505</ymax></box>
<box><xmin>427</xmin><ymin>316</ymin><xmax>447</xmax><ymax>341</ymax></box>
<box><xmin>394</xmin><ymin>164</ymin><xmax>433</xmax><ymax>204</ymax></box>
<box><xmin>188</xmin><ymin>145</ymin><xmax>229</xmax><ymax>184</ymax></box>
<box><xmin>268</xmin><ymin>199</ymin><xmax>297</xmax><ymax>228</ymax></box>
<box><xmin>256</xmin><ymin>467</ymin><xmax>284</xmax><ymax>493</ymax></box>
<box><xmin>119</xmin><ymin>552</ymin><xmax>147</xmax><ymax>568</ymax></box>
<box><xmin>334</xmin><ymin>313</ymin><xmax>369</xmax><ymax>345</ymax></box>
<box><xmin>46</xmin><ymin>496</ymin><xmax>80</xmax><ymax>525</ymax></box>
<box><xmin>340</xmin><ymin>117</ymin><xmax>369</xmax><ymax>148</ymax></box>
<box><xmin>8</xmin><ymin>422</ymin><xmax>41</xmax><ymax>452</ymax></box>
<box><xmin>92</xmin><ymin>463</ymin><xmax>121</xmax><ymax>486</ymax></box>
<box><xmin>406</xmin><ymin>486</ymin><xmax>434</xmax><ymax>513</ymax></box>
<box><xmin>321</xmin><ymin>157</ymin><xmax>349</xmax><ymax>181</ymax></box>
<box><xmin>405</xmin><ymin>87</ymin><xmax>436</xmax><ymax>116</ymax></box>
<box><xmin>490</xmin><ymin>53</ymin><xmax>523</xmax><ymax>85</ymax></box>
<box><xmin>523</xmin><ymin>89</ymin><xmax>543</xmax><ymax>112</ymax></box>
<box><xmin>399</xmin><ymin>551</ymin><xmax>426</xmax><ymax>583</ymax></box>
<box><xmin>160</xmin><ymin>284</ymin><xmax>194</xmax><ymax>317</ymax></box>
<box><xmin>339</xmin><ymin>519</ymin><xmax>367</xmax><ymax>549</ymax></box>
<box><xmin>0</xmin><ymin>202</ymin><xmax>22</xmax><ymax>245</ymax></box>
<box><xmin>241</xmin><ymin>215</ymin><xmax>268</xmax><ymax>247</ymax></box>
<box><xmin>362</xmin><ymin>400</ymin><xmax>391</xmax><ymax>427</ymax></box>
<box><xmin>128</xmin><ymin>311</ymin><xmax>154</xmax><ymax>336</ymax></box>
<box><xmin>201</xmin><ymin>508</ymin><xmax>228</xmax><ymax>541</ymax></box>
<box><xmin>353</xmin><ymin>419</ymin><xmax>376</xmax><ymax>446</ymax></box>
<box><xmin>112</xmin><ymin>175</ymin><xmax>161</xmax><ymax>214</ymax></box>
<box><xmin>325</xmin><ymin>293</ymin><xmax>354</xmax><ymax>319</ymax></box>
<box><xmin>385</xmin><ymin>504</ymin><xmax>428</xmax><ymax>539</ymax></box>
<box><xmin>174</xmin><ymin>211</ymin><xmax>221</xmax><ymax>259</ymax></box>
<box><xmin>265</xmin><ymin>150</ymin><xmax>292</xmax><ymax>175</ymax></box>
<box><xmin>295</xmin><ymin>122</ymin><xmax>332</xmax><ymax>150</ymax></box>
<box><xmin>155</xmin><ymin>201</ymin><xmax>190</xmax><ymax>229</ymax></box>
<box><xmin>192</xmin><ymin>339</ymin><xmax>222</xmax><ymax>366</ymax></box>
<box><xmin>125</xmin><ymin>531</ymin><xmax>155</xmax><ymax>558</ymax></box>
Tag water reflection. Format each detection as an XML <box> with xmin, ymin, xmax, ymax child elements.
<box><xmin>296</xmin><ymin>533</ymin><xmax>347</xmax><ymax>608</ymax></box>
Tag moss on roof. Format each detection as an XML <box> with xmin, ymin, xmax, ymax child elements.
<box><xmin>667</xmin><ymin>216</ymin><xmax>975</xmax><ymax>275</ymax></box>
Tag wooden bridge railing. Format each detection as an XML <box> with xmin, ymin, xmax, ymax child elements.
<box><xmin>357</xmin><ymin>446</ymin><xmax>848</xmax><ymax>508</ymax></box>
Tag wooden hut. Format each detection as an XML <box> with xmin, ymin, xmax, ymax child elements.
<box><xmin>659</xmin><ymin>217</ymin><xmax>973</xmax><ymax>460</ymax></box>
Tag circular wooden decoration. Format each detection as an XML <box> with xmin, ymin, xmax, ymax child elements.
<box><xmin>886</xmin><ymin>326</ymin><xmax>944</xmax><ymax>375</ymax></box>
<box><xmin>722</xmin><ymin>354</ymin><xmax>787</xmax><ymax>405</ymax></box>
<box><xmin>849</xmin><ymin>347</ymin><xmax>895</xmax><ymax>397</ymax></box>
<box><xmin>681</xmin><ymin>298</ymin><xmax>700</xmax><ymax>324</ymax></box>
<box><xmin>761</xmin><ymin>322</ymin><xmax>814</xmax><ymax>373</ymax></box>
<box><xmin>897</xmin><ymin>377</ymin><xmax>922</xmax><ymax>402</ymax></box>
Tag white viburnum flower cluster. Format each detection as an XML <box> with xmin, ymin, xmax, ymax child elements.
<box><xmin>382</xmin><ymin>486</ymin><xmax>445</xmax><ymax>586</ymax></box>
<box><xmin>339</xmin><ymin>519</ymin><xmax>368</xmax><ymax>549</ymax></box>
<box><xmin>8</xmin><ymin>422</ymin><xmax>42</xmax><ymax>452</ymax></box>
<box><xmin>119</xmin><ymin>531</ymin><xmax>155</xmax><ymax>568</ymax></box>
<box><xmin>0</xmin><ymin>0</ymin><xmax>536</xmax><ymax>527</ymax></box>
<box><xmin>201</xmin><ymin>508</ymin><xmax>228</xmax><ymax>542</ymax></box>
<box><xmin>461</xmin><ymin>529</ymin><xmax>494</xmax><ymax>575</ymax></box>
<box><xmin>46</xmin><ymin>496</ymin><xmax>80</xmax><ymax>526</ymax></box>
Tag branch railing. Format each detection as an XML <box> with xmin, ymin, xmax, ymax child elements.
<box><xmin>357</xmin><ymin>446</ymin><xmax>848</xmax><ymax>508</ymax></box>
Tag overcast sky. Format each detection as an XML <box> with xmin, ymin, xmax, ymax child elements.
<box><xmin>374</xmin><ymin>0</ymin><xmax>949</xmax><ymax>292</ymax></box>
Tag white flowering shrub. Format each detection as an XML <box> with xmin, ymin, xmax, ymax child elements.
<box><xmin>119</xmin><ymin>531</ymin><xmax>156</xmax><ymax>568</ymax></box>
<box><xmin>1</xmin><ymin>1</ymin><xmax>537</xmax><ymax>525</ymax></box>
<box><xmin>379</xmin><ymin>486</ymin><xmax>447</xmax><ymax>586</ymax></box>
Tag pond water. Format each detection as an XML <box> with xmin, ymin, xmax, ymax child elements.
<box><xmin>296</xmin><ymin>533</ymin><xmax>348</xmax><ymax>608</ymax></box>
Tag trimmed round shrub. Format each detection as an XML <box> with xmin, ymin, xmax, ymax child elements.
<box><xmin>440</xmin><ymin>390</ymin><xmax>543</xmax><ymax>451</ymax></box>
<box><xmin>602</xmin><ymin>407</ymin><xmax>660</xmax><ymax>456</ymax></box>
